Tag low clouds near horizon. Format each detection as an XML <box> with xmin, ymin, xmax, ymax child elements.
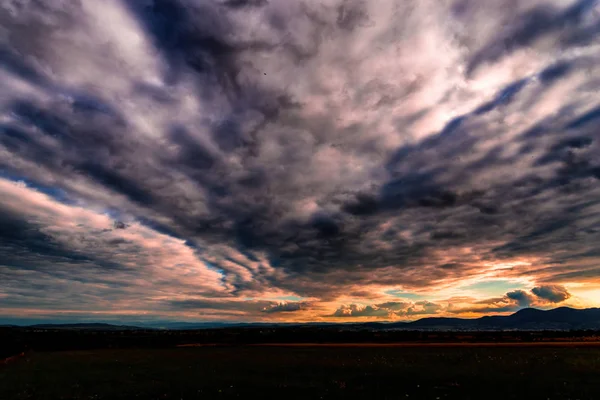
<box><xmin>333</xmin><ymin>285</ymin><xmax>573</xmax><ymax>319</ymax></box>
<box><xmin>1</xmin><ymin>0</ymin><xmax>600</xmax><ymax>323</ymax></box>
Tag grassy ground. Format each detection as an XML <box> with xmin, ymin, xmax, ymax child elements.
<box><xmin>1</xmin><ymin>345</ymin><xmax>600</xmax><ymax>399</ymax></box>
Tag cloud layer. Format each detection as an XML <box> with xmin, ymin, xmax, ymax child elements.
<box><xmin>0</xmin><ymin>0</ymin><xmax>599</xmax><ymax>322</ymax></box>
<box><xmin>333</xmin><ymin>285</ymin><xmax>573</xmax><ymax>319</ymax></box>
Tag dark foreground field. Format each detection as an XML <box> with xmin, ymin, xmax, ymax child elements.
<box><xmin>2</xmin><ymin>345</ymin><xmax>600</xmax><ymax>400</ymax></box>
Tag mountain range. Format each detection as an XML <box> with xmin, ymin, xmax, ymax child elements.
<box><xmin>4</xmin><ymin>307</ymin><xmax>600</xmax><ymax>331</ymax></box>
<box><xmin>383</xmin><ymin>307</ymin><xmax>600</xmax><ymax>330</ymax></box>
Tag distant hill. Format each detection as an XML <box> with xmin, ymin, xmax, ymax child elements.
<box><xmin>11</xmin><ymin>307</ymin><xmax>600</xmax><ymax>331</ymax></box>
<box><xmin>143</xmin><ymin>322</ymin><xmax>245</xmax><ymax>330</ymax></box>
<box><xmin>28</xmin><ymin>323</ymin><xmax>147</xmax><ymax>331</ymax></box>
<box><xmin>385</xmin><ymin>307</ymin><xmax>600</xmax><ymax>331</ymax></box>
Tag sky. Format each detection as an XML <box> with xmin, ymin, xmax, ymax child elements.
<box><xmin>1</xmin><ymin>0</ymin><xmax>600</xmax><ymax>324</ymax></box>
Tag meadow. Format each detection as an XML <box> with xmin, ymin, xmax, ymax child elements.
<box><xmin>2</xmin><ymin>345</ymin><xmax>600</xmax><ymax>399</ymax></box>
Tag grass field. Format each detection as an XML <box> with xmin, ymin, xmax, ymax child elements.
<box><xmin>1</xmin><ymin>345</ymin><xmax>600</xmax><ymax>399</ymax></box>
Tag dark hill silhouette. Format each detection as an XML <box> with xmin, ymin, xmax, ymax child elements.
<box><xmin>10</xmin><ymin>307</ymin><xmax>600</xmax><ymax>331</ymax></box>
<box><xmin>28</xmin><ymin>323</ymin><xmax>146</xmax><ymax>331</ymax></box>
<box><xmin>390</xmin><ymin>307</ymin><xmax>600</xmax><ymax>330</ymax></box>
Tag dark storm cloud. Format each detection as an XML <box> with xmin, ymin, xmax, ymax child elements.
<box><xmin>467</xmin><ymin>0</ymin><xmax>599</xmax><ymax>75</ymax></box>
<box><xmin>168</xmin><ymin>298</ymin><xmax>308</xmax><ymax>314</ymax></box>
<box><xmin>0</xmin><ymin>0</ymin><xmax>599</xmax><ymax>320</ymax></box>
<box><xmin>0</xmin><ymin>205</ymin><xmax>135</xmax><ymax>275</ymax></box>
<box><xmin>506</xmin><ymin>290</ymin><xmax>536</xmax><ymax>307</ymax></box>
<box><xmin>532</xmin><ymin>285</ymin><xmax>572</xmax><ymax>303</ymax></box>
<box><xmin>261</xmin><ymin>301</ymin><xmax>309</xmax><ymax>313</ymax></box>
<box><xmin>221</xmin><ymin>0</ymin><xmax>269</xmax><ymax>9</ymax></box>
<box><xmin>336</xmin><ymin>0</ymin><xmax>371</xmax><ymax>31</ymax></box>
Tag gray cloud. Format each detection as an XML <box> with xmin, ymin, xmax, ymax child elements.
<box><xmin>0</xmin><ymin>0</ymin><xmax>599</xmax><ymax>320</ymax></box>
<box><xmin>333</xmin><ymin>300</ymin><xmax>443</xmax><ymax>318</ymax></box>
<box><xmin>532</xmin><ymin>285</ymin><xmax>572</xmax><ymax>303</ymax></box>
<box><xmin>221</xmin><ymin>0</ymin><xmax>270</xmax><ymax>9</ymax></box>
<box><xmin>167</xmin><ymin>298</ymin><xmax>309</xmax><ymax>316</ymax></box>
<box><xmin>506</xmin><ymin>290</ymin><xmax>537</xmax><ymax>307</ymax></box>
<box><xmin>466</xmin><ymin>0</ymin><xmax>600</xmax><ymax>75</ymax></box>
<box><xmin>333</xmin><ymin>304</ymin><xmax>391</xmax><ymax>318</ymax></box>
<box><xmin>261</xmin><ymin>301</ymin><xmax>309</xmax><ymax>313</ymax></box>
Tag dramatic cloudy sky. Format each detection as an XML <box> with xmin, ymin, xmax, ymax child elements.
<box><xmin>1</xmin><ymin>0</ymin><xmax>600</xmax><ymax>324</ymax></box>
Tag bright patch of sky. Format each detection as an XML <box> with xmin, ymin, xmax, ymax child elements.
<box><xmin>461</xmin><ymin>280</ymin><xmax>528</xmax><ymax>297</ymax></box>
<box><xmin>385</xmin><ymin>290</ymin><xmax>428</xmax><ymax>300</ymax></box>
